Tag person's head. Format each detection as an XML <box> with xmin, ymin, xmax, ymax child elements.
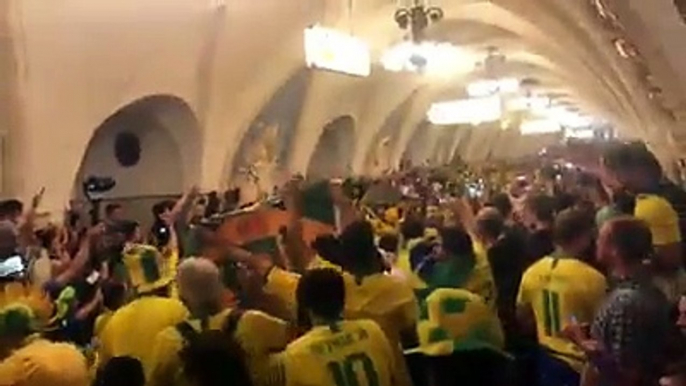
<box><xmin>0</xmin><ymin>200</ymin><xmax>23</xmax><ymax>224</ymax></box>
<box><xmin>102</xmin><ymin>281</ymin><xmax>127</xmax><ymax>312</ymax></box>
<box><xmin>295</xmin><ymin>268</ymin><xmax>345</xmax><ymax>328</ymax></box>
<box><xmin>596</xmin><ymin>217</ymin><xmax>653</xmax><ymax>273</ymax></box>
<box><xmin>602</xmin><ymin>142</ymin><xmax>662</xmax><ymax>191</ymax></box>
<box><xmin>105</xmin><ymin>203</ymin><xmax>124</xmax><ymax>222</ymax></box>
<box><xmin>119</xmin><ymin>220</ymin><xmax>141</xmax><ymax>243</ymax></box>
<box><xmin>0</xmin><ymin>220</ymin><xmax>18</xmax><ymax>260</ymax></box>
<box><xmin>475</xmin><ymin>207</ymin><xmax>504</xmax><ymax>248</ymax></box>
<box><xmin>180</xmin><ymin>330</ymin><xmax>252</xmax><ymax>386</ymax></box>
<box><xmin>437</xmin><ymin>226</ymin><xmax>474</xmax><ymax>261</ymax></box>
<box><xmin>338</xmin><ymin>220</ymin><xmax>382</xmax><ymax>274</ymax></box>
<box><xmin>0</xmin><ymin>305</ymin><xmax>36</xmax><ymax>359</ymax></box>
<box><xmin>553</xmin><ymin>208</ymin><xmax>595</xmax><ymax>257</ymax></box>
<box><xmin>311</xmin><ymin>234</ymin><xmax>344</xmax><ymax>267</ymax></box>
<box><xmin>522</xmin><ymin>194</ymin><xmax>556</xmax><ymax>230</ymax></box>
<box><xmin>487</xmin><ymin>193</ymin><xmax>513</xmax><ymax>220</ymax></box>
<box><xmin>400</xmin><ymin>216</ymin><xmax>425</xmax><ymax>241</ymax></box>
<box><xmin>177</xmin><ymin>258</ymin><xmax>223</xmax><ymax>316</ymax></box>
<box><xmin>152</xmin><ymin>200</ymin><xmax>175</xmax><ymax>221</ymax></box>
<box><xmin>97</xmin><ymin>356</ymin><xmax>145</xmax><ymax>386</ymax></box>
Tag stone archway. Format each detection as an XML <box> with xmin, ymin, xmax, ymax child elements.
<box><xmin>73</xmin><ymin>95</ymin><xmax>200</xmax><ymax>201</ymax></box>
<box><xmin>306</xmin><ymin>115</ymin><xmax>356</xmax><ymax>180</ymax></box>
<box><xmin>228</xmin><ymin>69</ymin><xmax>310</xmax><ymax>203</ymax></box>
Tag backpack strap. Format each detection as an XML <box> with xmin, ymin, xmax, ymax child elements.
<box><xmin>176</xmin><ymin>321</ymin><xmax>199</xmax><ymax>345</ymax></box>
<box><xmin>224</xmin><ymin>308</ymin><xmax>246</xmax><ymax>335</ymax></box>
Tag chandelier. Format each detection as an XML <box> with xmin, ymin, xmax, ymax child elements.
<box><xmin>394</xmin><ymin>0</ymin><xmax>444</xmax><ymax>42</ymax></box>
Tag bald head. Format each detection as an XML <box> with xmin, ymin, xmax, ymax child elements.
<box><xmin>177</xmin><ymin>257</ymin><xmax>223</xmax><ymax>312</ymax></box>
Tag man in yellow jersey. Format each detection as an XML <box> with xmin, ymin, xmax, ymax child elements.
<box><xmin>264</xmin><ymin>268</ymin><xmax>397</xmax><ymax>386</ymax></box>
<box><xmin>601</xmin><ymin>143</ymin><xmax>686</xmax><ymax>302</ymax></box>
<box><xmin>517</xmin><ymin>208</ymin><xmax>607</xmax><ymax>386</ymax></box>
<box><xmin>228</xmin><ymin>220</ymin><xmax>418</xmax><ymax>386</ymax></box>
<box><xmin>634</xmin><ymin>194</ymin><xmax>686</xmax><ymax>302</ymax></box>
<box><xmin>95</xmin><ymin>261</ymin><xmax>189</xmax><ymax>375</ymax></box>
<box><xmin>148</xmin><ymin>257</ymin><xmax>289</xmax><ymax>386</ymax></box>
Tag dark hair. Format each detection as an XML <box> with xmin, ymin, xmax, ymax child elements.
<box><xmin>487</xmin><ymin>193</ymin><xmax>513</xmax><ymax>218</ymax></box>
<box><xmin>97</xmin><ymin>356</ymin><xmax>145</xmax><ymax>386</ymax></box>
<box><xmin>179</xmin><ymin>330</ymin><xmax>252</xmax><ymax>386</ymax></box>
<box><xmin>105</xmin><ymin>203</ymin><xmax>122</xmax><ymax>218</ymax></box>
<box><xmin>524</xmin><ymin>194</ymin><xmax>556</xmax><ymax>224</ymax></box>
<box><xmin>439</xmin><ymin>226</ymin><xmax>474</xmax><ymax>258</ymax></box>
<box><xmin>102</xmin><ymin>281</ymin><xmax>127</xmax><ymax>311</ymax></box>
<box><xmin>311</xmin><ymin>235</ymin><xmax>344</xmax><ymax>266</ymax></box>
<box><xmin>296</xmin><ymin>268</ymin><xmax>345</xmax><ymax>322</ymax></box>
<box><xmin>378</xmin><ymin>233</ymin><xmax>399</xmax><ymax>254</ymax></box>
<box><xmin>605</xmin><ymin>217</ymin><xmax>653</xmax><ymax>263</ymax></box>
<box><xmin>553</xmin><ymin>208</ymin><xmax>594</xmax><ymax>246</ymax></box>
<box><xmin>0</xmin><ymin>199</ymin><xmax>23</xmax><ymax>219</ymax></box>
<box><xmin>338</xmin><ymin>221</ymin><xmax>379</xmax><ymax>272</ymax></box>
<box><xmin>152</xmin><ymin>200</ymin><xmax>175</xmax><ymax>218</ymax></box>
<box><xmin>401</xmin><ymin>217</ymin><xmax>425</xmax><ymax>241</ymax></box>
<box><xmin>117</xmin><ymin>220</ymin><xmax>140</xmax><ymax>241</ymax></box>
<box><xmin>476</xmin><ymin>210</ymin><xmax>505</xmax><ymax>242</ymax></box>
<box><xmin>603</xmin><ymin>142</ymin><xmax>663</xmax><ymax>177</ymax></box>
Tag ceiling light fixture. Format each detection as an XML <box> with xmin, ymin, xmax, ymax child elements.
<box><xmin>381</xmin><ymin>41</ymin><xmax>471</xmax><ymax>76</ymax></box>
<box><xmin>304</xmin><ymin>24</ymin><xmax>371</xmax><ymax>77</ymax></box>
<box><xmin>466</xmin><ymin>78</ymin><xmax>520</xmax><ymax>98</ymax></box>
<box><xmin>520</xmin><ymin>119</ymin><xmax>562</xmax><ymax>135</ymax></box>
<box><xmin>394</xmin><ymin>0</ymin><xmax>444</xmax><ymax>42</ymax></box>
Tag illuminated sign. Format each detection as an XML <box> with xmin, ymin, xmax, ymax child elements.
<box><xmin>304</xmin><ymin>25</ymin><xmax>371</xmax><ymax>77</ymax></box>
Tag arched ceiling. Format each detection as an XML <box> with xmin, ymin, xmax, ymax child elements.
<box><xmin>8</xmin><ymin>0</ymin><xmax>686</xmax><ymax>210</ymax></box>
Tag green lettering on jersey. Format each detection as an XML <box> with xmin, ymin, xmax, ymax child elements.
<box><xmin>542</xmin><ymin>289</ymin><xmax>561</xmax><ymax>336</ymax></box>
<box><xmin>327</xmin><ymin>353</ymin><xmax>380</xmax><ymax>386</ymax></box>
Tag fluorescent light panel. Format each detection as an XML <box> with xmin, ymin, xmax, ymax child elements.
<box><xmin>467</xmin><ymin>78</ymin><xmax>520</xmax><ymax>98</ymax></box>
<box><xmin>381</xmin><ymin>41</ymin><xmax>472</xmax><ymax>77</ymax></box>
<box><xmin>427</xmin><ymin>96</ymin><xmax>502</xmax><ymax>125</ymax></box>
<box><xmin>304</xmin><ymin>25</ymin><xmax>371</xmax><ymax>77</ymax></box>
<box><xmin>520</xmin><ymin>119</ymin><xmax>562</xmax><ymax>135</ymax></box>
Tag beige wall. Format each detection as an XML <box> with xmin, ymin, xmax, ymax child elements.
<box><xmin>2</xmin><ymin>0</ymin><xmax>684</xmax><ymax>218</ymax></box>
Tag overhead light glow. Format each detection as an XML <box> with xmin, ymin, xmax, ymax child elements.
<box><xmin>467</xmin><ymin>78</ymin><xmax>520</xmax><ymax>98</ymax></box>
<box><xmin>381</xmin><ymin>41</ymin><xmax>472</xmax><ymax>77</ymax></box>
<box><xmin>304</xmin><ymin>25</ymin><xmax>371</xmax><ymax>77</ymax></box>
<box><xmin>565</xmin><ymin>128</ymin><xmax>596</xmax><ymax>139</ymax></box>
<box><xmin>506</xmin><ymin>96</ymin><xmax>550</xmax><ymax>112</ymax></box>
<box><xmin>427</xmin><ymin>96</ymin><xmax>502</xmax><ymax>125</ymax></box>
<box><xmin>520</xmin><ymin>119</ymin><xmax>562</xmax><ymax>135</ymax></box>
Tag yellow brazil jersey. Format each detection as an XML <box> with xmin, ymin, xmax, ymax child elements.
<box><xmin>468</xmin><ymin>241</ymin><xmax>498</xmax><ymax>310</ymax></box>
<box><xmin>269</xmin><ymin>320</ymin><xmax>396</xmax><ymax>386</ymax></box>
<box><xmin>517</xmin><ymin>255</ymin><xmax>607</xmax><ymax>371</ymax></box>
<box><xmin>410</xmin><ymin>288</ymin><xmax>505</xmax><ymax>357</ymax></box>
<box><xmin>264</xmin><ymin>267</ymin><xmax>418</xmax><ymax>386</ymax></box>
<box><xmin>148</xmin><ymin>308</ymin><xmax>289</xmax><ymax>386</ymax></box>
<box><xmin>634</xmin><ymin>194</ymin><xmax>682</xmax><ymax>246</ymax></box>
<box><xmin>96</xmin><ymin>296</ymin><xmax>189</xmax><ymax>375</ymax></box>
<box><xmin>0</xmin><ymin>340</ymin><xmax>89</xmax><ymax>386</ymax></box>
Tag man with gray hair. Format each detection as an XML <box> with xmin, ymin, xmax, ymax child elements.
<box><xmin>148</xmin><ymin>257</ymin><xmax>289</xmax><ymax>386</ymax></box>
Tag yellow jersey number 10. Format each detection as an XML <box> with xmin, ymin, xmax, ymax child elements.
<box><xmin>541</xmin><ymin>289</ymin><xmax>561</xmax><ymax>336</ymax></box>
<box><xmin>327</xmin><ymin>353</ymin><xmax>380</xmax><ymax>386</ymax></box>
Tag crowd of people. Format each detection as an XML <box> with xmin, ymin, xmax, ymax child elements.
<box><xmin>3</xmin><ymin>141</ymin><xmax>686</xmax><ymax>386</ymax></box>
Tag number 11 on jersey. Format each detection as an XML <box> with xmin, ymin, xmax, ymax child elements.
<box><xmin>328</xmin><ymin>353</ymin><xmax>380</xmax><ymax>386</ymax></box>
<box><xmin>542</xmin><ymin>289</ymin><xmax>561</xmax><ymax>336</ymax></box>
